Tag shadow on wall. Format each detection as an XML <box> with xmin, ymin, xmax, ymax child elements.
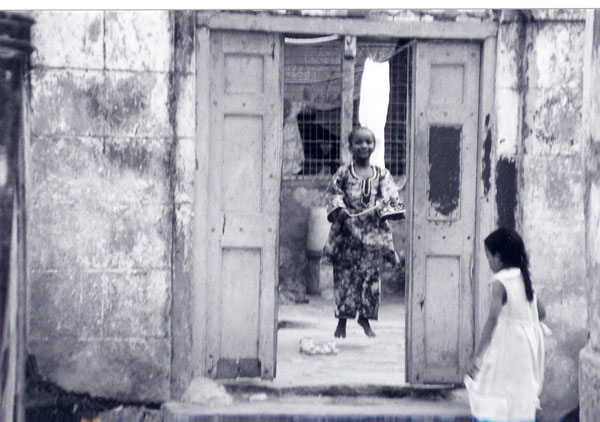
<box><xmin>24</xmin><ymin>356</ymin><xmax>161</xmax><ymax>422</ymax></box>
<box><xmin>559</xmin><ymin>407</ymin><xmax>579</xmax><ymax>422</ymax></box>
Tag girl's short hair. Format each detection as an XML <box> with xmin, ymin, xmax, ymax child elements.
<box><xmin>348</xmin><ymin>126</ymin><xmax>375</xmax><ymax>145</ymax></box>
<box><xmin>484</xmin><ymin>227</ymin><xmax>534</xmax><ymax>302</ymax></box>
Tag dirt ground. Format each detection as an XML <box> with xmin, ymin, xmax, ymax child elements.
<box><xmin>26</xmin><ymin>292</ymin><xmax>476</xmax><ymax>422</ymax></box>
<box><xmin>274</xmin><ymin>292</ymin><xmax>407</xmax><ymax>387</ymax></box>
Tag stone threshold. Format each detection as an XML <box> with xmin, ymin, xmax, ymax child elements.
<box><xmin>220</xmin><ymin>381</ymin><xmax>461</xmax><ymax>399</ymax></box>
<box><xmin>163</xmin><ymin>383</ymin><xmax>472</xmax><ymax>422</ymax></box>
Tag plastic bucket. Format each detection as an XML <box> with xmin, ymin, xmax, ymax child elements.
<box><xmin>306</xmin><ymin>206</ymin><xmax>331</xmax><ymax>258</ymax></box>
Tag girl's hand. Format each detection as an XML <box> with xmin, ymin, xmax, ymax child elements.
<box><xmin>332</xmin><ymin>208</ymin><xmax>350</xmax><ymax>223</ymax></box>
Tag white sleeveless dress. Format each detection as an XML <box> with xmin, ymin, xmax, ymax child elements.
<box><xmin>464</xmin><ymin>267</ymin><xmax>545</xmax><ymax>421</ymax></box>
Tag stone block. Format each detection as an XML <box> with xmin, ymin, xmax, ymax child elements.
<box><xmin>105</xmin><ymin>11</ymin><xmax>173</xmax><ymax>72</ymax></box>
<box><xmin>103</xmin><ymin>270</ymin><xmax>170</xmax><ymax>338</ymax></box>
<box><xmin>495</xmin><ymin>87</ymin><xmax>520</xmax><ymax>158</ymax></box>
<box><xmin>105</xmin><ymin>71</ymin><xmax>172</xmax><ymax>137</ymax></box>
<box><xmin>525</xmin><ymin>21</ymin><xmax>585</xmax><ymax>90</ymax></box>
<box><xmin>496</xmin><ymin>23</ymin><xmax>522</xmax><ymax>89</ymax></box>
<box><xmin>522</xmin><ymin>220</ymin><xmax>586</xmax><ymax>290</ymax></box>
<box><xmin>29</xmin><ymin>136</ymin><xmax>107</xmax><ymax>204</ymax></box>
<box><xmin>29</xmin><ymin>201</ymin><xmax>172</xmax><ymax>271</ymax></box>
<box><xmin>102</xmin><ymin>136</ymin><xmax>172</xmax><ymax>203</ymax></box>
<box><xmin>176</xmin><ymin>75</ymin><xmax>195</xmax><ymax>138</ymax></box>
<box><xmin>29</xmin><ymin>271</ymin><xmax>102</xmax><ymax>339</ymax></box>
<box><xmin>542</xmin><ymin>294</ymin><xmax>588</xmax><ymax>335</ymax></box>
<box><xmin>103</xmin><ymin>204</ymin><xmax>172</xmax><ymax>269</ymax></box>
<box><xmin>31</xmin><ymin>11</ymin><xmax>104</xmax><ymax>69</ymax></box>
<box><xmin>530</xmin><ymin>9</ymin><xmax>586</xmax><ymax>22</ymax></box>
<box><xmin>522</xmin><ymin>154</ymin><xmax>585</xmax><ymax>221</ymax></box>
<box><xmin>523</xmin><ymin>84</ymin><xmax>584</xmax><ymax>156</ymax></box>
<box><xmin>411</xmin><ymin>9</ymin><xmax>492</xmax><ymax>22</ymax></box>
<box><xmin>31</xmin><ymin>68</ymin><xmax>106</xmax><ymax>137</ymax></box>
<box><xmin>173</xmin><ymin>137</ymin><xmax>195</xmax><ymax>204</ymax></box>
<box><xmin>28</xmin><ymin>338</ymin><xmax>170</xmax><ymax>402</ymax></box>
<box><xmin>580</xmin><ymin>345</ymin><xmax>600</xmax><ymax>422</ymax></box>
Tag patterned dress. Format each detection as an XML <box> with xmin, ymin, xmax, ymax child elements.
<box><xmin>322</xmin><ymin>163</ymin><xmax>405</xmax><ymax>319</ymax></box>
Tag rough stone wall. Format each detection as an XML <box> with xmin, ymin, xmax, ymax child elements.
<box><xmin>517</xmin><ymin>10</ymin><xmax>587</xmax><ymax>419</ymax></box>
<box><xmin>23</xmin><ymin>10</ymin><xmax>594</xmax><ymax>414</ymax></box>
<box><xmin>26</xmin><ymin>11</ymin><xmax>184</xmax><ymax>402</ymax></box>
<box><xmin>580</xmin><ymin>9</ymin><xmax>600</xmax><ymax>422</ymax></box>
<box><xmin>278</xmin><ymin>180</ymin><xmax>328</xmax><ymax>300</ymax></box>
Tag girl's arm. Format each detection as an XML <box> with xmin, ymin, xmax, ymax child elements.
<box><xmin>326</xmin><ymin>168</ymin><xmax>348</xmax><ymax>222</ymax></box>
<box><xmin>468</xmin><ymin>280</ymin><xmax>505</xmax><ymax>376</ymax></box>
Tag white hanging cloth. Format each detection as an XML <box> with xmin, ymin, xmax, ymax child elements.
<box><xmin>358</xmin><ymin>57</ymin><xmax>390</xmax><ymax>169</ymax></box>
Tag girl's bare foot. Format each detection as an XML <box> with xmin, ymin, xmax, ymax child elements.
<box><xmin>358</xmin><ymin>317</ymin><xmax>376</xmax><ymax>337</ymax></box>
<box><xmin>334</xmin><ymin>318</ymin><xmax>347</xmax><ymax>338</ymax></box>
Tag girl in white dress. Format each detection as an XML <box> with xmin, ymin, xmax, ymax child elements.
<box><xmin>465</xmin><ymin>228</ymin><xmax>546</xmax><ymax>422</ymax></box>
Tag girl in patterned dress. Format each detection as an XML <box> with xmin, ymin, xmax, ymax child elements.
<box><xmin>465</xmin><ymin>228</ymin><xmax>547</xmax><ymax>421</ymax></box>
<box><xmin>322</xmin><ymin>126</ymin><xmax>405</xmax><ymax>338</ymax></box>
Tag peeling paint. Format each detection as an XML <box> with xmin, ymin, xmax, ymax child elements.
<box><xmin>428</xmin><ymin>126</ymin><xmax>461</xmax><ymax>216</ymax></box>
<box><xmin>496</xmin><ymin>158</ymin><xmax>517</xmax><ymax>229</ymax></box>
<box><xmin>482</xmin><ymin>114</ymin><xmax>492</xmax><ymax>196</ymax></box>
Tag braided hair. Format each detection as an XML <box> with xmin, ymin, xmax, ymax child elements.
<box><xmin>484</xmin><ymin>227</ymin><xmax>534</xmax><ymax>302</ymax></box>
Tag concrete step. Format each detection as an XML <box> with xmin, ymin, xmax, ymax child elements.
<box><xmin>163</xmin><ymin>391</ymin><xmax>473</xmax><ymax>422</ymax></box>
<box><xmin>163</xmin><ymin>405</ymin><xmax>474</xmax><ymax>422</ymax></box>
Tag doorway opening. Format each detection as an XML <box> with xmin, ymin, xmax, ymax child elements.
<box><xmin>276</xmin><ymin>35</ymin><xmax>413</xmax><ymax>387</ymax></box>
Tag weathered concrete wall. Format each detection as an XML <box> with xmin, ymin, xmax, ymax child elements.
<box><xmin>24</xmin><ymin>10</ymin><xmax>593</xmax><ymax>414</ymax></box>
<box><xmin>279</xmin><ymin>180</ymin><xmax>328</xmax><ymax>301</ymax></box>
<box><xmin>495</xmin><ymin>12</ymin><xmax>525</xmax><ymax>230</ymax></box>
<box><xmin>25</xmin><ymin>11</ymin><xmax>190</xmax><ymax>402</ymax></box>
<box><xmin>169</xmin><ymin>11</ymin><xmax>196</xmax><ymax>400</ymax></box>
<box><xmin>515</xmin><ymin>11</ymin><xmax>587</xmax><ymax>420</ymax></box>
<box><xmin>580</xmin><ymin>9</ymin><xmax>600</xmax><ymax>422</ymax></box>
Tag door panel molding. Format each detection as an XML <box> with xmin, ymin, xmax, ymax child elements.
<box><xmin>193</xmin><ymin>29</ymin><xmax>282</xmax><ymax>381</ymax></box>
<box><xmin>407</xmin><ymin>41</ymin><xmax>481</xmax><ymax>384</ymax></box>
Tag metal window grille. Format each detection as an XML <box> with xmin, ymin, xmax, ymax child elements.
<box><xmin>283</xmin><ymin>38</ymin><xmax>343</xmax><ymax>179</ymax></box>
<box><xmin>354</xmin><ymin>38</ymin><xmax>412</xmax><ymax>180</ymax></box>
<box><xmin>282</xmin><ymin>37</ymin><xmax>412</xmax><ymax>181</ymax></box>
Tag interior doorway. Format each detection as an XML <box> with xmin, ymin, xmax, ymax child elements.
<box><xmin>276</xmin><ymin>35</ymin><xmax>413</xmax><ymax>387</ymax></box>
<box><xmin>192</xmin><ymin>17</ymin><xmax>494</xmax><ymax>387</ymax></box>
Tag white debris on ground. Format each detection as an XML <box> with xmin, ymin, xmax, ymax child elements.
<box><xmin>248</xmin><ymin>393</ymin><xmax>268</xmax><ymax>402</ymax></box>
<box><xmin>182</xmin><ymin>377</ymin><xmax>233</xmax><ymax>406</ymax></box>
<box><xmin>299</xmin><ymin>337</ymin><xmax>337</xmax><ymax>355</ymax></box>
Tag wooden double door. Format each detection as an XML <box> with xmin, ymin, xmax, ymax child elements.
<box><xmin>197</xmin><ymin>30</ymin><xmax>482</xmax><ymax>384</ymax></box>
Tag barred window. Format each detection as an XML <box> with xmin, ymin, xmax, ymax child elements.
<box><xmin>283</xmin><ymin>36</ymin><xmax>412</xmax><ymax>182</ymax></box>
